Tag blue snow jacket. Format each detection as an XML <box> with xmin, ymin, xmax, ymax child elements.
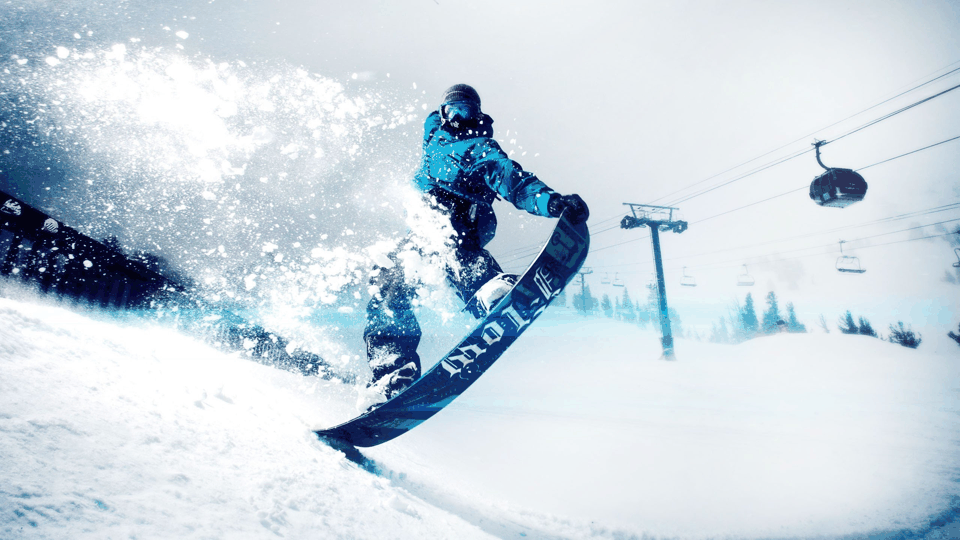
<box><xmin>413</xmin><ymin>111</ymin><xmax>556</xmax><ymax>248</ymax></box>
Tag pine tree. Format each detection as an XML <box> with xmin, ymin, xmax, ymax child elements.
<box><xmin>644</xmin><ymin>279</ymin><xmax>682</xmax><ymax>336</ymax></box>
<box><xmin>621</xmin><ymin>288</ymin><xmax>636</xmax><ymax>323</ymax></box>
<box><xmin>857</xmin><ymin>316</ymin><xmax>878</xmax><ymax>337</ymax></box>
<box><xmin>761</xmin><ymin>291</ymin><xmax>782</xmax><ymax>334</ymax></box>
<box><xmin>614</xmin><ymin>297</ymin><xmax>621</xmax><ymax>320</ymax></box>
<box><xmin>717</xmin><ymin>316</ymin><xmax>729</xmax><ymax>343</ymax></box>
<box><xmin>601</xmin><ymin>294</ymin><xmax>613</xmax><ymax>318</ymax></box>
<box><xmin>646</xmin><ymin>280</ymin><xmax>659</xmax><ymax>306</ymax></box>
<box><xmin>785</xmin><ymin>303</ymin><xmax>806</xmax><ymax>333</ymax></box>
<box><xmin>817</xmin><ymin>314</ymin><xmax>830</xmax><ymax>333</ymax></box>
<box><xmin>728</xmin><ymin>299</ymin><xmax>747</xmax><ymax>343</ymax></box>
<box><xmin>888</xmin><ymin>321</ymin><xmax>922</xmax><ymax>349</ymax></box>
<box><xmin>838</xmin><ymin>311</ymin><xmax>858</xmax><ymax>334</ymax></box>
<box><xmin>668</xmin><ymin>307</ymin><xmax>683</xmax><ymax>337</ymax></box>
<box><xmin>555</xmin><ymin>286</ymin><xmax>567</xmax><ymax>308</ymax></box>
<box><xmin>741</xmin><ymin>293</ymin><xmax>759</xmax><ymax>336</ymax></box>
<box><xmin>636</xmin><ymin>308</ymin><xmax>650</xmax><ymax>328</ymax></box>
<box><xmin>572</xmin><ymin>284</ymin><xmax>596</xmax><ymax>315</ymax></box>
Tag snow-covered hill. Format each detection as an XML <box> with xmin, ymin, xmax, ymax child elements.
<box><xmin>2</xmin><ymin>291</ymin><xmax>959</xmax><ymax>539</ymax></box>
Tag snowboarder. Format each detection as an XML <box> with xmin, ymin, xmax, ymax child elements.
<box><xmin>364</xmin><ymin>83</ymin><xmax>589</xmax><ymax>405</ymax></box>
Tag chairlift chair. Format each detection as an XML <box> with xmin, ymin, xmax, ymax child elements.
<box><xmin>809</xmin><ymin>141</ymin><xmax>868</xmax><ymax>208</ymax></box>
<box><xmin>836</xmin><ymin>240</ymin><xmax>866</xmax><ymax>274</ymax></box>
<box><xmin>736</xmin><ymin>264</ymin><xmax>755</xmax><ymax>286</ymax></box>
<box><xmin>601</xmin><ymin>273</ymin><xmax>611</xmax><ymax>285</ymax></box>
<box><xmin>680</xmin><ymin>266</ymin><xmax>697</xmax><ymax>287</ymax></box>
<box><xmin>612</xmin><ymin>273</ymin><xmax>624</xmax><ymax>287</ymax></box>
<box><xmin>953</xmin><ymin>248</ymin><xmax>959</xmax><ymax>269</ymax></box>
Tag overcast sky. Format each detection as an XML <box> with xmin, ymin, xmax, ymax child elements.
<box><xmin>2</xmin><ymin>0</ymin><xmax>959</xmax><ymax>343</ymax></box>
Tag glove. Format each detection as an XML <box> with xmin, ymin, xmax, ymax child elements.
<box><xmin>547</xmin><ymin>193</ymin><xmax>589</xmax><ymax>225</ymax></box>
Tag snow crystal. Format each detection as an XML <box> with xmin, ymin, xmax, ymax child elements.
<box><xmin>175</xmin><ymin>30</ymin><xmax>189</xmax><ymax>40</ymax></box>
<box><xmin>105</xmin><ymin>43</ymin><xmax>126</xmax><ymax>60</ymax></box>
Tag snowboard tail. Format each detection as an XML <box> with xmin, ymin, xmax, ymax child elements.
<box><xmin>316</xmin><ymin>211</ymin><xmax>589</xmax><ymax>447</ymax></box>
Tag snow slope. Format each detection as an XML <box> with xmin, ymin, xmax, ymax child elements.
<box><xmin>2</xmin><ymin>291</ymin><xmax>959</xmax><ymax>539</ymax></box>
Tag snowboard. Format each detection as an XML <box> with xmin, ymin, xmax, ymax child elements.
<box><xmin>316</xmin><ymin>211</ymin><xmax>589</xmax><ymax>447</ymax></box>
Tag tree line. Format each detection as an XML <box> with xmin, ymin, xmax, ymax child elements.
<box><xmin>558</xmin><ymin>281</ymin><xmax>685</xmax><ymax>337</ymax></box>
<box><xmin>558</xmin><ymin>284</ymin><xmax>941</xmax><ymax>350</ymax></box>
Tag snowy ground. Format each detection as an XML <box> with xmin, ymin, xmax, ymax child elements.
<box><xmin>2</xmin><ymin>291</ymin><xmax>959</xmax><ymax>539</ymax></box>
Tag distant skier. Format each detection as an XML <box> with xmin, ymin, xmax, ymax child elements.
<box><xmin>364</xmin><ymin>83</ymin><xmax>589</xmax><ymax>405</ymax></box>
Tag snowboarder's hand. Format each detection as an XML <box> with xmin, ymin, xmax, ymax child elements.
<box><xmin>548</xmin><ymin>193</ymin><xmax>589</xmax><ymax>225</ymax></box>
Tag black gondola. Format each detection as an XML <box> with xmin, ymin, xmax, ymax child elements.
<box><xmin>809</xmin><ymin>141</ymin><xmax>867</xmax><ymax>208</ymax></box>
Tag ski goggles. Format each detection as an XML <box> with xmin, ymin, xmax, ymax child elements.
<box><xmin>441</xmin><ymin>101</ymin><xmax>480</xmax><ymax>123</ymax></box>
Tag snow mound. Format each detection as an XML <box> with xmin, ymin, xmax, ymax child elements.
<box><xmin>0</xmin><ymin>297</ymin><xmax>490</xmax><ymax>539</ymax></box>
<box><xmin>1</xmin><ymin>297</ymin><xmax>959</xmax><ymax>539</ymax></box>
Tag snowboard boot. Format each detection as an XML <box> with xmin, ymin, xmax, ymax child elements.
<box><xmin>359</xmin><ymin>334</ymin><xmax>422</xmax><ymax>412</ymax></box>
<box><xmin>465</xmin><ymin>273</ymin><xmax>518</xmax><ymax>319</ymax></box>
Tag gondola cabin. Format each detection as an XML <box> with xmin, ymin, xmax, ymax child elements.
<box><xmin>809</xmin><ymin>141</ymin><xmax>867</xmax><ymax>208</ymax></box>
<box><xmin>810</xmin><ymin>168</ymin><xmax>868</xmax><ymax>208</ymax></box>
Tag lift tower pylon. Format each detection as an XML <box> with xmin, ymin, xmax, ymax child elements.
<box><xmin>620</xmin><ymin>204</ymin><xmax>688</xmax><ymax>360</ymax></box>
<box><xmin>575</xmin><ymin>267</ymin><xmax>593</xmax><ymax>316</ymax></box>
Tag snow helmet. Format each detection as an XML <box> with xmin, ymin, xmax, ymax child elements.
<box><xmin>440</xmin><ymin>84</ymin><xmax>480</xmax><ymax>107</ymax></box>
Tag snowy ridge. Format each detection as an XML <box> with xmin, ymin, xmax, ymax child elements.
<box><xmin>2</xmin><ymin>290</ymin><xmax>960</xmax><ymax>539</ymax></box>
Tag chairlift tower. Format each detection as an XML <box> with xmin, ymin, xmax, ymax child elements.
<box><xmin>621</xmin><ymin>203</ymin><xmax>688</xmax><ymax>360</ymax></box>
<box><xmin>575</xmin><ymin>267</ymin><xmax>593</xmax><ymax>316</ymax></box>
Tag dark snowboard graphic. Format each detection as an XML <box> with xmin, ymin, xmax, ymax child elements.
<box><xmin>317</xmin><ymin>211</ymin><xmax>589</xmax><ymax>447</ymax></box>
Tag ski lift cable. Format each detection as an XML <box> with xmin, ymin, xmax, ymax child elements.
<box><xmin>674</xmin><ymin>202</ymin><xmax>960</xmax><ymax>262</ymax></box>
<box><xmin>597</xmin><ymin>228</ymin><xmax>958</xmax><ymax>277</ymax></box>
<box><xmin>662</xmin><ymin>82</ymin><xmax>960</xmax><ymax>208</ymax></box>
<box><xmin>825</xmin><ymin>82</ymin><xmax>960</xmax><ymax>147</ymax></box>
<box><xmin>589</xmin><ymin>232</ymin><xmax>652</xmax><ymax>255</ymax></box>
<box><xmin>503</xmin><ymin>124</ymin><xmax>953</xmax><ymax>263</ymax></box>
<box><xmin>687</xmin><ymin>132</ymin><xmax>960</xmax><ymax>226</ymax></box>
<box><xmin>587</xmin><ymin>201</ymin><xmax>943</xmax><ymax>259</ymax></box>
<box><xmin>692</xmin><ymin>185</ymin><xmax>809</xmax><ymax>225</ymax></box>
<box><xmin>499</xmin><ymin>219</ymin><xmax>644</xmax><ymax>266</ymax></box>
<box><xmin>854</xmin><ymin>134</ymin><xmax>960</xmax><ymax>172</ymax></box>
<box><xmin>677</xmin><ymin>218</ymin><xmax>960</xmax><ymax>272</ymax></box>
<box><xmin>588</xmin><ymin>207</ymin><xmax>960</xmax><ymax>272</ymax></box>
<box><xmin>670</xmin><ymin>231</ymin><xmax>957</xmax><ymax>274</ymax></box>
<box><xmin>496</xmin><ymin>68</ymin><xmax>960</xmax><ymax>260</ymax></box>
<box><xmin>649</xmin><ymin>62</ymin><xmax>960</xmax><ymax>206</ymax></box>
<box><xmin>674</xmin><ymin>217</ymin><xmax>960</xmax><ymax>271</ymax></box>
<box><xmin>498</xmin><ymin>85</ymin><xmax>960</xmax><ymax>264</ymax></box>
<box><xmin>664</xmin><ymin>147</ymin><xmax>812</xmax><ymax>207</ymax></box>
<box><xmin>496</xmin><ymin>211</ymin><xmax>629</xmax><ymax>260</ymax></box>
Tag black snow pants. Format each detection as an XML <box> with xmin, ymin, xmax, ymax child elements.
<box><xmin>363</xmin><ymin>189</ymin><xmax>503</xmax><ymax>387</ymax></box>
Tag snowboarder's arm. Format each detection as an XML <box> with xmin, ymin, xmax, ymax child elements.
<box><xmin>422</xmin><ymin>111</ymin><xmax>442</xmax><ymax>149</ymax></box>
<box><xmin>474</xmin><ymin>141</ymin><xmax>555</xmax><ymax>217</ymax></box>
